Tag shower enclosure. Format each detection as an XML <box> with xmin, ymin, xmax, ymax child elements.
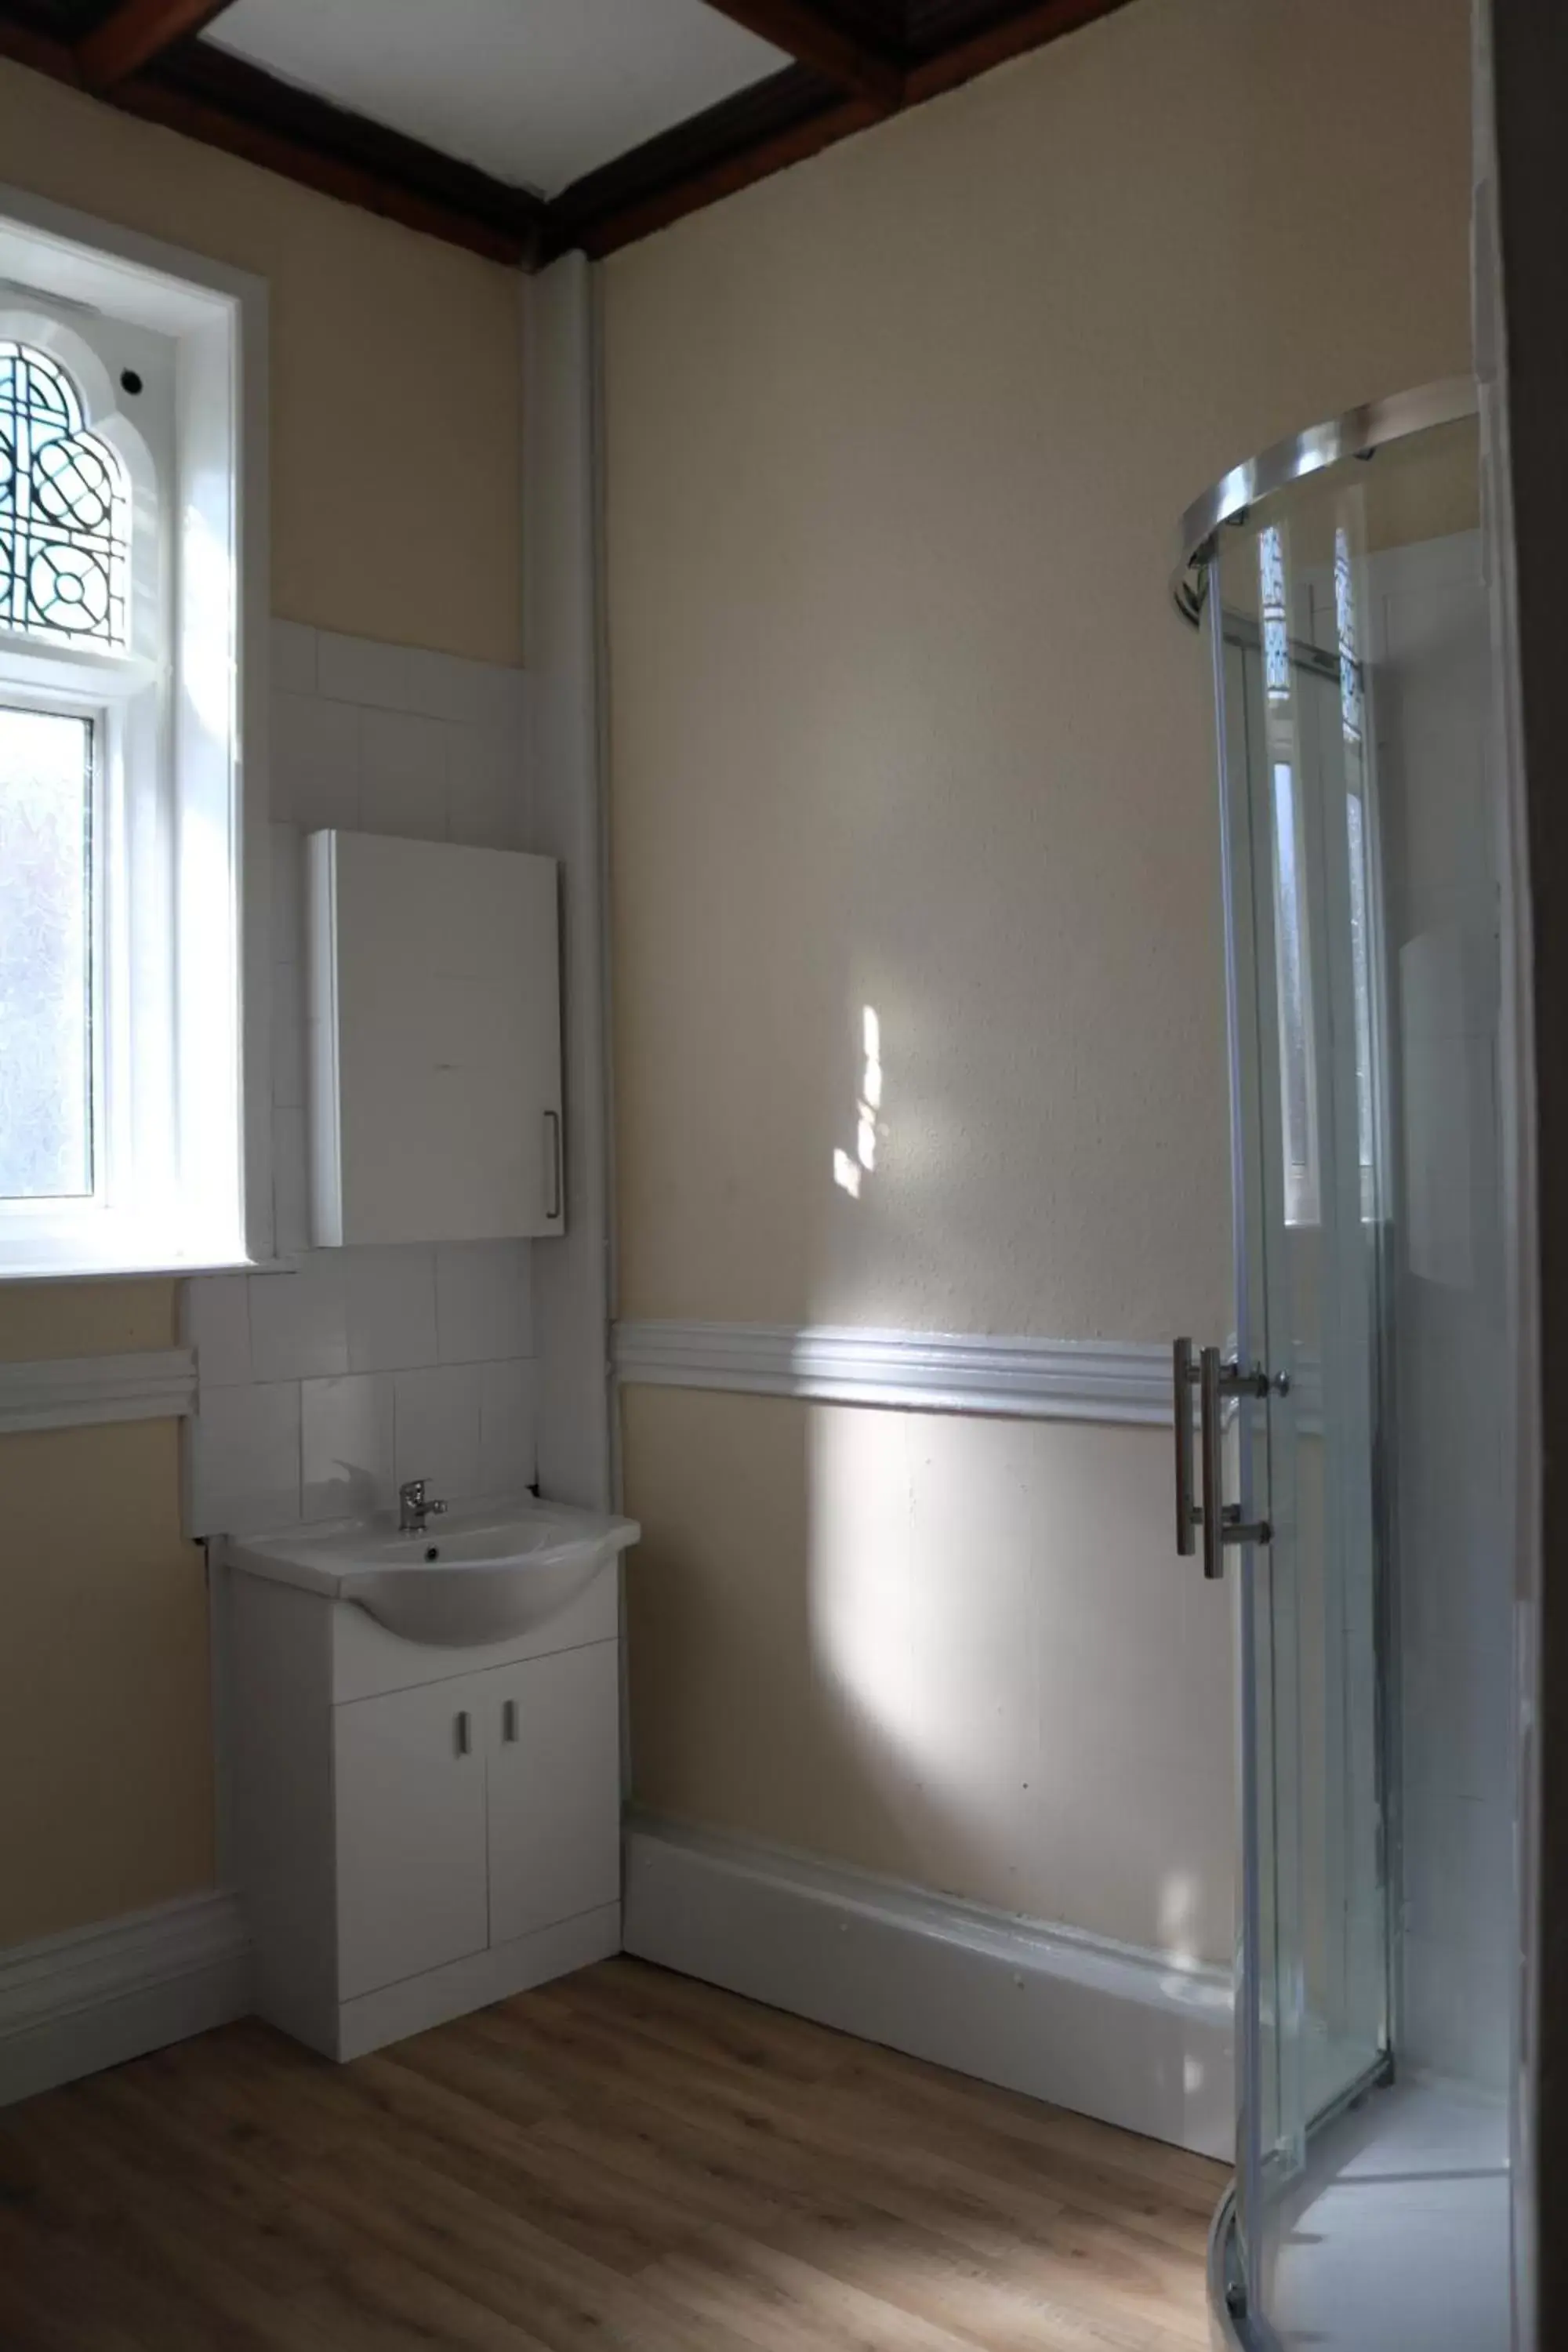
<box><xmin>1173</xmin><ymin>384</ymin><xmax>1523</xmax><ymax>2350</ymax></box>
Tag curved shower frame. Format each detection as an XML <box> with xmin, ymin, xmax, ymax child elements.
<box><xmin>1171</xmin><ymin>376</ymin><xmax>1479</xmax><ymax>624</ymax></box>
<box><xmin>1173</xmin><ymin>375</ymin><xmax>1508</xmax><ymax>2352</ymax></box>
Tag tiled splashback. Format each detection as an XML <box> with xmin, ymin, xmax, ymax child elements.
<box><xmin>183</xmin><ymin>620</ymin><xmax>538</xmax><ymax>1539</ymax></box>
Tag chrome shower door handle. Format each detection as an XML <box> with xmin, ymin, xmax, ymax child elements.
<box><xmin>1175</xmin><ymin>1337</ymin><xmax>1272</xmax><ymax>1578</ymax></box>
<box><xmin>1196</xmin><ymin>1345</ymin><xmax>1274</xmax><ymax>1578</ymax></box>
<box><xmin>1200</xmin><ymin>1345</ymin><xmax>1226</xmax><ymax>1581</ymax></box>
<box><xmin>1173</xmin><ymin>1338</ymin><xmax>1200</xmax><ymax>1557</ymax></box>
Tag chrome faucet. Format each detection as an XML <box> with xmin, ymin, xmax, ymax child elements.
<box><xmin>397</xmin><ymin>1478</ymin><xmax>448</xmax><ymax>1536</ymax></box>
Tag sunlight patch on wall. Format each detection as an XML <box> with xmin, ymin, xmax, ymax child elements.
<box><xmin>807</xmin><ymin>1405</ymin><xmax>921</xmax><ymax>1765</ymax></box>
<box><xmin>1157</xmin><ymin>1869</ymin><xmax>1201</xmax><ymax>1969</ymax></box>
<box><xmin>833</xmin><ymin>1004</ymin><xmax>884</xmax><ymax>1199</ymax></box>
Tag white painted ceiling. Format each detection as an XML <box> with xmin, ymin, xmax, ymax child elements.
<box><xmin>205</xmin><ymin>0</ymin><xmax>789</xmax><ymax>198</ymax></box>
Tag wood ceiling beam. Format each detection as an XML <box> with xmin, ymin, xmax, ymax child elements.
<box><xmin>77</xmin><ymin>0</ymin><xmax>235</xmax><ymax>93</ymax></box>
<box><xmin>549</xmin><ymin>0</ymin><xmax>1139</xmax><ymax>260</ymax></box>
<box><xmin>699</xmin><ymin>2</ymin><xmax>904</xmax><ymax>110</ymax></box>
<box><xmin>903</xmin><ymin>0</ymin><xmax>1134</xmax><ymax>103</ymax></box>
<box><xmin>0</xmin><ymin>5</ymin><xmax>543</xmax><ymax>265</ymax></box>
<box><xmin>0</xmin><ymin>0</ymin><xmax>1139</xmax><ymax>271</ymax></box>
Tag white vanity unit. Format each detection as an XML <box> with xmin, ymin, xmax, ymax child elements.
<box><xmin>223</xmin><ymin>1497</ymin><xmax>637</xmax><ymax>2061</ymax></box>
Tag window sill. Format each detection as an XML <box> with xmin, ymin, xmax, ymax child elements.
<box><xmin>0</xmin><ymin>1229</ymin><xmax>270</xmax><ymax>1284</ymax></box>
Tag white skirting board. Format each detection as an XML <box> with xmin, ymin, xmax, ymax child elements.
<box><xmin>624</xmin><ymin>1817</ymin><xmax>1235</xmax><ymax>2161</ymax></box>
<box><xmin>0</xmin><ymin>1890</ymin><xmax>252</xmax><ymax>2107</ymax></box>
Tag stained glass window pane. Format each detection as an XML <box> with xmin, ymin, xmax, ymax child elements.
<box><xmin>0</xmin><ymin>707</ymin><xmax>93</xmax><ymax>1198</ymax></box>
<box><xmin>0</xmin><ymin>343</ymin><xmax>129</xmax><ymax>648</ymax></box>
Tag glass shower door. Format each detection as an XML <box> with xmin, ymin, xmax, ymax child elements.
<box><xmin>1209</xmin><ymin>495</ymin><xmax>1392</xmax><ymax>2321</ymax></box>
<box><xmin>1185</xmin><ymin>396</ymin><xmax>1514</xmax><ymax>2351</ymax></box>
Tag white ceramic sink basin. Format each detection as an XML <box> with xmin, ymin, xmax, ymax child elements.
<box><xmin>227</xmin><ymin>1496</ymin><xmax>640</xmax><ymax>1647</ymax></box>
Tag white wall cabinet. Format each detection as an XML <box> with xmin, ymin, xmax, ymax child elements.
<box><xmin>307</xmin><ymin>830</ymin><xmax>564</xmax><ymax>1246</ymax></box>
<box><xmin>227</xmin><ymin>1565</ymin><xmax>622</xmax><ymax>2060</ymax></box>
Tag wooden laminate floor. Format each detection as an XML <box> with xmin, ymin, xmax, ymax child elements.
<box><xmin>0</xmin><ymin>1956</ymin><xmax>1224</xmax><ymax>2350</ymax></box>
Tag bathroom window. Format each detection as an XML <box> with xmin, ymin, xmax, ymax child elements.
<box><xmin>1272</xmin><ymin>757</ymin><xmax>1321</xmax><ymax>1228</ymax></box>
<box><xmin>1333</xmin><ymin>527</ymin><xmax>1365</xmax><ymax>749</ymax></box>
<box><xmin>1260</xmin><ymin>525</ymin><xmax>1292</xmax><ymax>702</ymax></box>
<box><xmin>0</xmin><ymin>707</ymin><xmax>96</xmax><ymax>1200</ymax></box>
<box><xmin>0</xmin><ymin>202</ymin><xmax>265</xmax><ymax>1278</ymax></box>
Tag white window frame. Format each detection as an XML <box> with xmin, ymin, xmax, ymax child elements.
<box><xmin>0</xmin><ymin>187</ymin><xmax>270</xmax><ymax>1278</ymax></box>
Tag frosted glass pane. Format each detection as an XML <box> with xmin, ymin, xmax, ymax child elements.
<box><xmin>0</xmin><ymin>706</ymin><xmax>93</xmax><ymax>1197</ymax></box>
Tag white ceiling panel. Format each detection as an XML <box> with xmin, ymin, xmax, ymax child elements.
<box><xmin>205</xmin><ymin>0</ymin><xmax>789</xmax><ymax>198</ymax></box>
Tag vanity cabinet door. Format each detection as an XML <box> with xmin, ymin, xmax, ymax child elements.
<box><xmin>484</xmin><ymin>1640</ymin><xmax>620</xmax><ymax>1949</ymax></box>
<box><xmin>335</xmin><ymin>1677</ymin><xmax>489</xmax><ymax>1999</ymax></box>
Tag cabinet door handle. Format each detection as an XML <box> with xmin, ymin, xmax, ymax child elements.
<box><xmin>502</xmin><ymin>1698</ymin><xmax>518</xmax><ymax>1744</ymax></box>
<box><xmin>544</xmin><ymin>1109</ymin><xmax>562</xmax><ymax>1221</ymax></box>
<box><xmin>455</xmin><ymin>1710</ymin><xmax>471</xmax><ymax>1757</ymax></box>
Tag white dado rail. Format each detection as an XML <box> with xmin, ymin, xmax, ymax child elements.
<box><xmin>612</xmin><ymin>1320</ymin><xmax>1173</xmax><ymax>1425</ymax></box>
<box><xmin>0</xmin><ymin>1349</ymin><xmax>198</xmax><ymax>1436</ymax></box>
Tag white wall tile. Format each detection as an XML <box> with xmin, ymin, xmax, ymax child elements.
<box><xmin>478</xmin><ymin>1358</ymin><xmax>538</xmax><ymax>1494</ymax></box>
<box><xmin>182</xmin><ymin>1273</ymin><xmax>252</xmax><ymax>1389</ymax></box>
<box><xmin>270</xmin><ymin>822</ymin><xmax>303</xmax><ymax>964</ymax></box>
<box><xmin>346</xmin><ymin>1243</ymin><xmax>438</xmax><ymax>1372</ymax></box>
<box><xmin>270</xmin><ymin>618</ymin><xmax>318</xmax><ymax>697</ymax></box>
<box><xmin>272</xmin><ymin>1104</ymin><xmax>310</xmax><ymax>1255</ymax></box>
<box><xmin>447</xmin><ymin>721</ymin><xmax>526</xmax><ymax>849</ymax></box>
<box><xmin>189</xmin><ymin>1381</ymin><xmax>301</xmax><ymax>1537</ymax></box>
<box><xmin>248</xmin><ymin>1254</ymin><xmax>349</xmax><ymax>1382</ymax></box>
<box><xmin>435</xmin><ymin>1241</ymin><xmax>532</xmax><ymax>1363</ymax></box>
<box><xmin>183</xmin><ymin>619</ymin><xmax>535</xmax><ymax>1543</ymax></box>
<box><xmin>394</xmin><ymin>1363</ymin><xmax>483</xmax><ymax>1497</ymax></box>
<box><xmin>271</xmin><ymin>691</ymin><xmax>360</xmax><ymax>830</ymax></box>
<box><xmin>318</xmin><ymin>632</ymin><xmax>443</xmax><ymax>719</ymax></box>
<box><xmin>360</xmin><ymin>708</ymin><xmax>450</xmax><ymax>841</ymax></box>
<box><xmin>272</xmin><ymin>958</ymin><xmax>305</xmax><ymax>1110</ymax></box>
<box><xmin>442</xmin><ymin>655</ymin><xmax>527</xmax><ymax>732</ymax></box>
<box><xmin>303</xmin><ymin>1372</ymin><xmax>394</xmax><ymax>1520</ymax></box>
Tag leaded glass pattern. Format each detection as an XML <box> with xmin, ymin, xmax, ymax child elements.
<box><xmin>1258</xmin><ymin>524</ymin><xmax>1290</xmax><ymax>702</ymax></box>
<box><xmin>0</xmin><ymin>343</ymin><xmax>129</xmax><ymax>648</ymax></box>
<box><xmin>0</xmin><ymin>706</ymin><xmax>93</xmax><ymax>1198</ymax></box>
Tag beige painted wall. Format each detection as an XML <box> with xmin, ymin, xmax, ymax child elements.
<box><xmin>0</xmin><ymin>1419</ymin><xmax>213</xmax><ymax>1948</ymax></box>
<box><xmin>0</xmin><ymin>58</ymin><xmax>523</xmax><ymax>665</ymax></box>
<box><xmin>604</xmin><ymin>0</ymin><xmax>1472</xmax><ymax>1957</ymax></box>
<box><xmin>0</xmin><ymin>1286</ymin><xmax>215</xmax><ymax>1947</ymax></box>
<box><xmin>624</xmin><ymin>1387</ymin><xmax>1234</xmax><ymax>1959</ymax></box>
<box><xmin>0</xmin><ymin>71</ymin><xmax>525</xmax><ymax>1947</ymax></box>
